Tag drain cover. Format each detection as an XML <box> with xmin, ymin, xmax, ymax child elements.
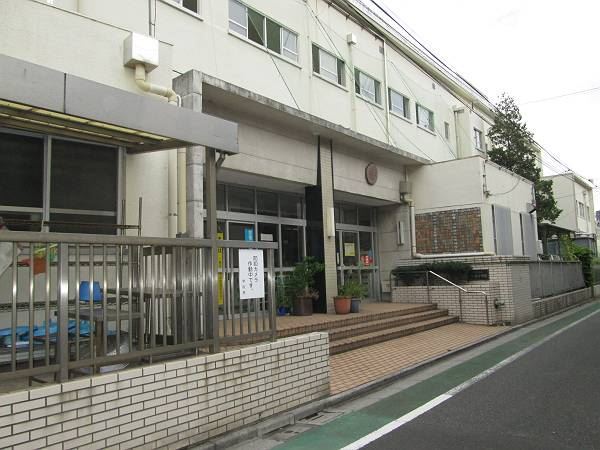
<box><xmin>298</xmin><ymin>410</ymin><xmax>344</xmax><ymax>426</ymax></box>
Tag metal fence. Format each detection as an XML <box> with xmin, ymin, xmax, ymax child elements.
<box><xmin>529</xmin><ymin>261</ymin><xmax>585</xmax><ymax>299</ymax></box>
<box><xmin>0</xmin><ymin>232</ymin><xmax>277</xmax><ymax>382</ymax></box>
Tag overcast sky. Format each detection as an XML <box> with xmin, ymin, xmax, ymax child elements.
<box><xmin>379</xmin><ymin>0</ymin><xmax>600</xmax><ymax>207</ymax></box>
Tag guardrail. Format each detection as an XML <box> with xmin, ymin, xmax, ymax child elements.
<box><xmin>0</xmin><ymin>231</ymin><xmax>277</xmax><ymax>382</ymax></box>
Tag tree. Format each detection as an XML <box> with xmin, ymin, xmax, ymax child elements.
<box><xmin>487</xmin><ymin>94</ymin><xmax>561</xmax><ymax>223</ymax></box>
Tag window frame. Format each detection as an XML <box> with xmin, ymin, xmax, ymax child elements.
<box><xmin>163</xmin><ymin>0</ymin><xmax>202</xmax><ymax>17</ymax></box>
<box><xmin>354</xmin><ymin>68</ymin><xmax>381</xmax><ymax>105</ymax></box>
<box><xmin>474</xmin><ymin>127</ymin><xmax>484</xmax><ymax>151</ymax></box>
<box><xmin>228</xmin><ymin>0</ymin><xmax>299</xmax><ymax>63</ymax></box>
<box><xmin>444</xmin><ymin>121</ymin><xmax>450</xmax><ymax>140</ymax></box>
<box><xmin>312</xmin><ymin>44</ymin><xmax>346</xmax><ymax>87</ymax></box>
<box><xmin>416</xmin><ymin>103</ymin><xmax>435</xmax><ymax>132</ymax></box>
<box><xmin>388</xmin><ymin>88</ymin><xmax>410</xmax><ymax>120</ymax></box>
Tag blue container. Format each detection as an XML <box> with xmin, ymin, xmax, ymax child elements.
<box><xmin>79</xmin><ymin>281</ymin><xmax>102</xmax><ymax>302</ymax></box>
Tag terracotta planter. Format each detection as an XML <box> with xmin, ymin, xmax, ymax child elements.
<box><xmin>333</xmin><ymin>296</ymin><xmax>351</xmax><ymax>315</ymax></box>
<box><xmin>293</xmin><ymin>296</ymin><xmax>313</xmax><ymax>316</ymax></box>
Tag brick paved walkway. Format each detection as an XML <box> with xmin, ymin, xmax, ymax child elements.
<box><xmin>330</xmin><ymin>323</ymin><xmax>507</xmax><ymax>394</ymax></box>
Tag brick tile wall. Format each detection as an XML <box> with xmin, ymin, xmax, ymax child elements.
<box><xmin>416</xmin><ymin>207</ymin><xmax>483</xmax><ymax>254</ymax></box>
<box><xmin>0</xmin><ymin>333</ymin><xmax>330</xmax><ymax>450</ymax></box>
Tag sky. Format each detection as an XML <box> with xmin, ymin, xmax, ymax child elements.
<box><xmin>379</xmin><ymin>0</ymin><xmax>600</xmax><ymax>207</ymax></box>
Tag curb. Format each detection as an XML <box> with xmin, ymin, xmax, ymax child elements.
<box><xmin>189</xmin><ymin>298</ymin><xmax>597</xmax><ymax>449</ymax></box>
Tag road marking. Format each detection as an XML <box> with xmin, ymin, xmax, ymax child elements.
<box><xmin>340</xmin><ymin>306</ymin><xmax>600</xmax><ymax>450</ymax></box>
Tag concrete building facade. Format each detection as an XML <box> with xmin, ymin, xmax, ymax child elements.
<box><xmin>0</xmin><ymin>0</ymin><xmax>538</xmax><ymax>311</ymax></box>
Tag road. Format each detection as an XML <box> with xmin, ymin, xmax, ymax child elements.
<box><xmin>365</xmin><ymin>306</ymin><xmax>600</xmax><ymax>450</ymax></box>
<box><xmin>270</xmin><ymin>301</ymin><xmax>600</xmax><ymax>450</ymax></box>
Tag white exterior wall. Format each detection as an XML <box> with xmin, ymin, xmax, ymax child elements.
<box><xmin>546</xmin><ymin>174</ymin><xmax>596</xmax><ymax>234</ymax></box>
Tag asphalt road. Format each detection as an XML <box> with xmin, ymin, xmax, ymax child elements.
<box><xmin>365</xmin><ymin>310</ymin><xmax>600</xmax><ymax>450</ymax></box>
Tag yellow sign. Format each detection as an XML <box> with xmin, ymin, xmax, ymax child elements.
<box><xmin>344</xmin><ymin>243</ymin><xmax>356</xmax><ymax>257</ymax></box>
<box><xmin>217</xmin><ymin>232</ymin><xmax>224</xmax><ymax>305</ymax></box>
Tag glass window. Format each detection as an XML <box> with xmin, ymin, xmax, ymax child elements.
<box><xmin>49</xmin><ymin>213</ymin><xmax>116</xmax><ymax>235</ymax></box>
<box><xmin>217</xmin><ymin>184</ymin><xmax>226</xmax><ymax>211</ymax></box>
<box><xmin>228</xmin><ymin>185</ymin><xmax>255</xmax><ymax>214</ymax></box>
<box><xmin>313</xmin><ymin>45</ymin><xmax>345</xmax><ymax>86</ymax></box>
<box><xmin>228</xmin><ymin>0</ymin><xmax>247</xmax><ymax>36</ymax></box>
<box><xmin>280</xmin><ymin>194</ymin><xmax>303</xmax><ymax>219</ymax></box>
<box><xmin>281</xmin><ymin>225</ymin><xmax>303</xmax><ymax>267</ymax></box>
<box><xmin>359</xmin><ymin>231</ymin><xmax>374</xmax><ymax>266</ymax></box>
<box><xmin>247</xmin><ymin>9</ymin><xmax>265</xmax><ymax>45</ymax></box>
<box><xmin>444</xmin><ymin>122</ymin><xmax>450</xmax><ymax>139</ymax></box>
<box><xmin>258</xmin><ymin>222</ymin><xmax>279</xmax><ymax>267</ymax></box>
<box><xmin>266</xmin><ymin>18</ymin><xmax>281</xmax><ymax>54</ymax></box>
<box><xmin>342</xmin><ymin>206</ymin><xmax>357</xmax><ymax>225</ymax></box>
<box><xmin>50</xmin><ymin>139</ymin><xmax>117</xmax><ymax>211</ymax></box>
<box><xmin>229</xmin><ymin>222</ymin><xmax>255</xmax><ymax>268</ymax></box>
<box><xmin>0</xmin><ymin>132</ymin><xmax>44</xmax><ymax>208</ymax></box>
<box><xmin>257</xmin><ymin>190</ymin><xmax>278</xmax><ymax>216</ymax></box>
<box><xmin>358</xmin><ymin>207</ymin><xmax>372</xmax><ymax>226</ymax></box>
<box><xmin>342</xmin><ymin>231</ymin><xmax>358</xmax><ymax>266</ymax></box>
<box><xmin>0</xmin><ymin>211</ymin><xmax>42</xmax><ymax>232</ymax></box>
<box><xmin>281</xmin><ymin>28</ymin><xmax>298</xmax><ymax>61</ymax></box>
<box><xmin>355</xmin><ymin>70</ymin><xmax>381</xmax><ymax>104</ymax></box>
<box><xmin>474</xmin><ymin>128</ymin><xmax>483</xmax><ymax>151</ymax></box>
<box><xmin>173</xmin><ymin>0</ymin><xmax>199</xmax><ymax>13</ymax></box>
<box><xmin>416</xmin><ymin>104</ymin><xmax>434</xmax><ymax>132</ymax></box>
<box><xmin>389</xmin><ymin>89</ymin><xmax>409</xmax><ymax>119</ymax></box>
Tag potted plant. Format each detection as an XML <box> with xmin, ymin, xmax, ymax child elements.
<box><xmin>341</xmin><ymin>277</ymin><xmax>368</xmax><ymax>313</ymax></box>
<box><xmin>289</xmin><ymin>257</ymin><xmax>324</xmax><ymax>316</ymax></box>
<box><xmin>275</xmin><ymin>275</ymin><xmax>291</xmax><ymax>316</ymax></box>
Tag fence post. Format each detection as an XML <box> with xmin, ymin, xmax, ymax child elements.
<box><xmin>56</xmin><ymin>243</ymin><xmax>69</xmax><ymax>382</ymax></box>
<box><xmin>205</xmin><ymin>148</ymin><xmax>220</xmax><ymax>353</ymax></box>
<box><xmin>426</xmin><ymin>271</ymin><xmax>431</xmax><ymax>304</ymax></box>
<box><xmin>267</xmin><ymin>248</ymin><xmax>276</xmax><ymax>341</ymax></box>
<box><xmin>458</xmin><ymin>289</ymin><xmax>463</xmax><ymax>322</ymax></box>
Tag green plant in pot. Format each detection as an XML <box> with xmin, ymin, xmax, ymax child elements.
<box><xmin>288</xmin><ymin>257</ymin><xmax>324</xmax><ymax>316</ymax></box>
<box><xmin>340</xmin><ymin>277</ymin><xmax>368</xmax><ymax>313</ymax></box>
<box><xmin>275</xmin><ymin>275</ymin><xmax>291</xmax><ymax>316</ymax></box>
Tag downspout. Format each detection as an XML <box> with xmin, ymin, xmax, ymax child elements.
<box><xmin>382</xmin><ymin>39</ymin><xmax>391</xmax><ymax>144</ymax></box>
<box><xmin>134</xmin><ymin>63</ymin><xmax>181</xmax><ymax>238</ymax></box>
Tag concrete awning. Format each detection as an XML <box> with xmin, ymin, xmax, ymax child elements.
<box><xmin>0</xmin><ymin>54</ymin><xmax>238</xmax><ymax>153</ymax></box>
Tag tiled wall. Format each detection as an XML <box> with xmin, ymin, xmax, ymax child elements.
<box><xmin>0</xmin><ymin>333</ymin><xmax>330</xmax><ymax>450</ymax></box>
<box><xmin>415</xmin><ymin>207</ymin><xmax>483</xmax><ymax>254</ymax></box>
<box><xmin>532</xmin><ymin>287</ymin><xmax>592</xmax><ymax>318</ymax></box>
<box><xmin>391</xmin><ymin>256</ymin><xmax>535</xmax><ymax>325</ymax></box>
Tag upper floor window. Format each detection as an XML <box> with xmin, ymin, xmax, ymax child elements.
<box><xmin>355</xmin><ymin>69</ymin><xmax>381</xmax><ymax>104</ymax></box>
<box><xmin>172</xmin><ymin>0</ymin><xmax>199</xmax><ymax>13</ymax></box>
<box><xmin>474</xmin><ymin>128</ymin><xmax>483</xmax><ymax>151</ymax></box>
<box><xmin>312</xmin><ymin>45</ymin><xmax>345</xmax><ymax>86</ymax></box>
<box><xmin>228</xmin><ymin>0</ymin><xmax>298</xmax><ymax>62</ymax></box>
<box><xmin>416</xmin><ymin>104</ymin><xmax>434</xmax><ymax>132</ymax></box>
<box><xmin>389</xmin><ymin>89</ymin><xmax>409</xmax><ymax>119</ymax></box>
<box><xmin>444</xmin><ymin>122</ymin><xmax>450</xmax><ymax>139</ymax></box>
<box><xmin>578</xmin><ymin>201</ymin><xmax>585</xmax><ymax>218</ymax></box>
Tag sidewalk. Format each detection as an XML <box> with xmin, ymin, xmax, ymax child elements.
<box><xmin>330</xmin><ymin>323</ymin><xmax>506</xmax><ymax>394</ymax></box>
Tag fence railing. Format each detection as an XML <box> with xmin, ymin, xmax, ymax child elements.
<box><xmin>529</xmin><ymin>261</ymin><xmax>584</xmax><ymax>299</ymax></box>
<box><xmin>0</xmin><ymin>231</ymin><xmax>277</xmax><ymax>382</ymax></box>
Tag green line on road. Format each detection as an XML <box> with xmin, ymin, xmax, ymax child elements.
<box><xmin>276</xmin><ymin>301</ymin><xmax>600</xmax><ymax>450</ymax></box>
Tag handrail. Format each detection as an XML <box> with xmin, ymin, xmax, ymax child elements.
<box><xmin>0</xmin><ymin>231</ymin><xmax>278</xmax><ymax>249</ymax></box>
<box><xmin>427</xmin><ymin>271</ymin><xmax>490</xmax><ymax>325</ymax></box>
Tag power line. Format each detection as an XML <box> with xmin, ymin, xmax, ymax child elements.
<box><xmin>521</xmin><ymin>86</ymin><xmax>600</xmax><ymax>105</ymax></box>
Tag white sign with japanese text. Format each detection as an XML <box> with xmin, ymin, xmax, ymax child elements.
<box><xmin>239</xmin><ymin>249</ymin><xmax>265</xmax><ymax>300</ymax></box>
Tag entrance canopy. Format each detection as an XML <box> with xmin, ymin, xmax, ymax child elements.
<box><xmin>0</xmin><ymin>54</ymin><xmax>239</xmax><ymax>153</ymax></box>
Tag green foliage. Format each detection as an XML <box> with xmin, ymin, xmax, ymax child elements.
<box><xmin>392</xmin><ymin>261</ymin><xmax>473</xmax><ymax>285</ymax></box>
<box><xmin>559</xmin><ymin>236</ymin><xmax>594</xmax><ymax>287</ymax></box>
<box><xmin>487</xmin><ymin>94</ymin><xmax>561</xmax><ymax>223</ymax></box>
<box><xmin>288</xmin><ymin>256</ymin><xmax>325</xmax><ymax>299</ymax></box>
<box><xmin>573</xmin><ymin>245</ymin><xmax>594</xmax><ymax>287</ymax></box>
<box><xmin>275</xmin><ymin>275</ymin><xmax>291</xmax><ymax>308</ymax></box>
<box><xmin>339</xmin><ymin>276</ymin><xmax>368</xmax><ymax>299</ymax></box>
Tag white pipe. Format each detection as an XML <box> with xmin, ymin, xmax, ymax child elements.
<box><xmin>177</xmin><ymin>148</ymin><xmax>187</xmax><ymax>235</ymax></box>
<box><xmin>409</xmin><ymin>201</ymin><xmax>417</xmax><ymax>257</ymax></box>
<box><xmin>133</xmin><ymin>63</ymin><xmax>180</xmax><ymax>237</ymax></box>
<box><xmin>134</xmin><ymin>64</ymin><xmax>178</xmax><ymax>103</ymax></box>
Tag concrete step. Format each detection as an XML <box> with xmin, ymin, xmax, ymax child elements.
<box><xmin>277</xmin><ymin>303</ymin><xmax>438</xmax><ymax>338</ymax></box>
<box><xmin>328</xmin><ymin>309</ymin><xmax>450</xmax><ymax>342</ymax></box>
<box><xmin>330</xmin><ymin>315</ymin><xmax>460</xmax><ymax>355</ymax></box>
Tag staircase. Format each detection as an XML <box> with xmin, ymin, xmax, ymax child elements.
<box><xmin>277</xmin><ymin>303</ymin><xmax>459</xmax><ymax>355</ymax></box>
